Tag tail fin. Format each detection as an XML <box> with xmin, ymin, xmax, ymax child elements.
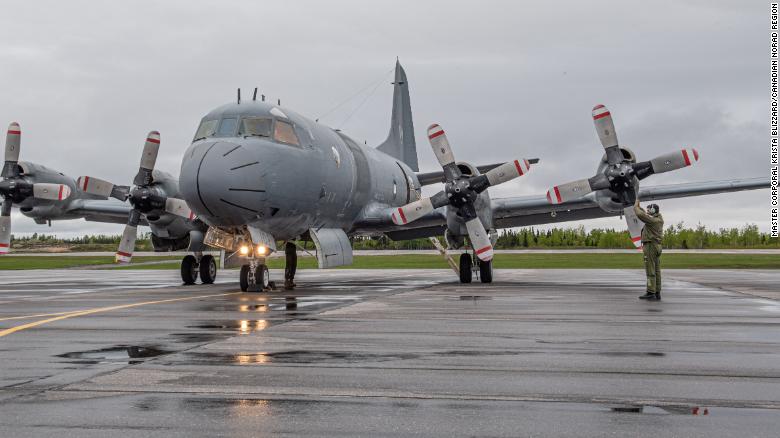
<box><xmin>377</xmin><ymin>60</ymin><xmax>418</xmax><ymax>171</ymax></box>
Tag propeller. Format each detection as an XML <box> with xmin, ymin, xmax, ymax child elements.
<box><xmin>545</xmin><ymin>105</ymin><xmax>698</xmax><ymax>248</ymax></box>
<box><xmin>391</xmin><ymin>124</ymin><xmax>533</xmax><ymax>261</ymax></box>
<box><xmin>0</xmin><ymin>123</ymin><xmax>72</xmax><ymax>254</ymax></box>
<box><xmin>77</xmin><ymin>131</ymin><xmax>194</xmax><ymax>263</ymax></box>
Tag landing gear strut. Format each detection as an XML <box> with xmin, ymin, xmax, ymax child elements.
<box><xmin>180</xmin><ymin>253</ymin><xmax>218</xmax><ymax>285</ymax></box>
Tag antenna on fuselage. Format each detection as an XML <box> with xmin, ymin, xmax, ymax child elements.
<box><xmin>252</xmin><ymin>88</ymin><xmax>258</xmax><ymax>101</ymax></box>
<box><xmin>237</xmin><ymin>88</ymin><xmax>241</xmax><ymax>104</ymax></box>
<box><xmin>277</xmin><ymin>98</ymin><xmax>281</xmax><ymax>106</ymax></box>
<box><xmin>261</xmin><ymin>94</ymin><xmax>265</xmax><ymax>102</ymax></box>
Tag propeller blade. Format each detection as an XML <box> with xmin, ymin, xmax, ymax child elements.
<box><xmin>546</xmin><ymin>178</ymin><xmax>595</xmax><ymax>204</ymax></box>
<box><xmin>465</xmin><ymin>217</ymin><xmax>493</xmax><ymax>261</ymax></box>
<box><xmin>77</xmin><ymin>176</ymin><xmax>114</xmax><ymax>198</ymax></box>
<box><xmin>165</xmin><ymin>197</ymin><xmax>195</xmax><ymax>220</ymax></box>
<box><xmin>2</xmin><ymin>122</ymin><xmax>21</xmax><ymax>178</ymax></box>
<box><xmin>0</xmin><ymin>202</ymin><xmax>11</xmax><ymax>255</ymax></box>
<box><xmin>592</xmin><ymin>104</ymin><xmax>623</xmax><ymax>164</ymax></box>
<box><xmin>32</xmin><ymin>183</ymin><xmax>71</xmax><ymax>201</ymax></box>
<box><xmin>648</xmin><ymin>148</ymin><xmax>699</xmax><ymax>174</ymax></box>
<box><xmin>484</xmin><ymin>159</ymin><xmax>531</xmax><ymax>187</ymax></box>
<box><xmin>624</xmin><ymin>206</ymin><xmax>644</xmax><ymax>250</ymax></box>
<box><xmin>133</xmin><ymin>131</ymin><xmax>160</xmax><ymax>186</ymax></box>
<box><xmin>427</xmin><ymin>124</ymin><xmax>461</xmax><ymax>181</ymax></box>
<box><xmin>391</xmin><ymin>197</ymin><xmax>434</xmax><ymax>225</ymax></box>
<box><xmin>115</xmin><ymin>209</ymin><xmax>141</xmax><ymax>263</ymax></box>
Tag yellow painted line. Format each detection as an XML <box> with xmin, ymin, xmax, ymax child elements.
<box><xmin>0</xmin><ymin>292</ymin><xmax>241</xmax><ymax>338</ymax></box>
<box><xmin>0</xmin><ymin>311</ymin><xmax>81</xmax><ymax>322</ymax></box>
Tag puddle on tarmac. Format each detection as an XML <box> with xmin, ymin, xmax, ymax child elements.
<box><xmin>186</xmin><ymin>350</ymin><xmax>421</xmax><ymax>365</ymax></box>
<box><xmin>458</xmin><ymin>295</ymin><xmax>492</xmax><ymax>301</ymax></box>
<box><xmin>57</xmin><ymin>345</ymin><xmax>170</xmax><ymax>365</ymax></box>
<box><xmin>610</xmin><ymin>405</ymin><xmax>711</xmax><ymax>415</ymax></box>
<box><xmin>598</xmin><ymin>351</ymin><xmax>666</xmax><ymax>358</ymax></box>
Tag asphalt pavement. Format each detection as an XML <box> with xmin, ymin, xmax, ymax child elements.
<box><xmin>1</xmin><ymin>268</ymin><xmax>779</xmax><ymax>437</ymax></box>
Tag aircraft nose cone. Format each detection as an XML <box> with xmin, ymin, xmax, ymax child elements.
<box><xmin>179</xmin><ymin>141</ymin><xmax>266</xmax><ymax>226</ymax></box>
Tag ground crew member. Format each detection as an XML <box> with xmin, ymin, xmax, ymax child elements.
<box><xmin>634</xmin><ymin>199</ymin><xmax>664</xmax><ymax>301</ymax></box>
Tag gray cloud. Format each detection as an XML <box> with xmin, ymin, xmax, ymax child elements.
<box><xmin>0</xmin><ymin>0</ymin><xmax>770</xmax><ymax>237</ymax></box>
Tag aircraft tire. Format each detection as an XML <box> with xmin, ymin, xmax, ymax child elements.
<box><xmin>459</xmin><ymin>253</ymin><xmax>472</xmax><ymax>283</ymax></box>
<box><xmin>255</xmin><ymin>264</ymin><xmax>270</xmax><ymax>290</ymax></box>
<box><xmin>239</xmin><ymin>265</ymin><xmax>250</xmax><ymax>292</ymax></box>
<box><xmin>479</xmin><ymin>259</ymin><xmax>493</xmax><ymax>283</ymax></box>
<box><xmin>199</xmin><ymin>255</ymin><xmax>217</xmax><ymax>284</ymax></box>
<box><xmin>181</xmin><ymin>255</ymin><xmax>198</xmax><ymax>285</ymax></box>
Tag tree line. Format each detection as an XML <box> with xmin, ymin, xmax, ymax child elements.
<box><xmin>11</xmin><ymin>223</ymin><xmax>778</xmax><ymax>250</ymax></box>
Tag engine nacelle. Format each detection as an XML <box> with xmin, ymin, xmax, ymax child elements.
<box><xmin>15</xmin><ymin>162</ymin><xmax>81</xmax><ymax>221</ymax></box>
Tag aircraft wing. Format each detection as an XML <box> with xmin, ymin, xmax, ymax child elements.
<box><xmin>379</xmin><ymin>177</ymin><xmax>769</xmax><ymax>239</ymax></box>
<box><xmin>493</xmin><ymin>177</ymin><xmax>769</xmax><ymax>228</ymax></box>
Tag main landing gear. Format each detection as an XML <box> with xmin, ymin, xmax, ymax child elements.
<box><xmin>459</xmin><ymin>251</ymin><xmax>492</xmax><ymax>284</ymax></box>
<box><xmin>180</xmin><ymin>252</ymin><xmax>218</xmax><ymax>285</ymax></box>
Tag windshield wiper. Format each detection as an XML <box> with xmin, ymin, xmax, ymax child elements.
<box><xmin>243</xmin><ymin>133</ymin><xmax>270</xmax><ymax>139</ymax></box>
<box><xmin>193</xmin><ymin>136</ymin><xmax>208</xmax><ymax>142</ymax></box>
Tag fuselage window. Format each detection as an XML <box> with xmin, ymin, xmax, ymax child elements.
<box><xmin>216</xmin><ymin>117</ymin><xmax>238</xmax><ymax>137</ymax></box>
<box><xmin>274</xmin><ymin>120</ymin><xmax>300</xmax><ymax>146</ymax></box>
<box><xmin>240</xmin><ymin>118</ymin><xmax>272</xmax><ymax>138</ymax></box>
<box><xmin>193</xmin><ymin>119</ymin><xmax>218</xmax><ymax>141</ymax></box>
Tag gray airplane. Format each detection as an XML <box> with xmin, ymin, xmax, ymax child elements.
<box><xmin>3</xmin><ymin>61</ymin><xmax>768</xmax><ymax>289</ymax></box>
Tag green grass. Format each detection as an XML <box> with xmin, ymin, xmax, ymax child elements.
<box><xmin>90</xmin><ymin>253</ymin><xmax>780</xmax><ymax>271</ymax></box>
<box><xmin>0</xmin><ymin>256</ymin><xmax>181</xmax><ymax>270</ymax></box>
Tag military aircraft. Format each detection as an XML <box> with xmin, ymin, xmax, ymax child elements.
<box><xmin>3</xmin><ymin>61</ymin><xmax>769</xmax><ymax>290</ymax></box>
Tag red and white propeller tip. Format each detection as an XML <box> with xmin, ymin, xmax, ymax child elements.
<box><xmin>140</xmin><ymin>131</ymin><xmax>161</xmax><ymax>171</ymax></box>
<box><xmin>5</xmin><ymin>122</ymin><xmax>21</xmax><ymax>162</ymax></box>
<box><xmin>649</xmin><ymin>148</ymin><xmax>699</xmax><ymax>174</ymax></box>
<box><xmin>485</xmin><ymin>159</ymin><xmax>531</xmax><ymax>186</ymax></box>
<box><xmin>0</xmin><ymin>216</ymin><xmax>10</xmax><ymax>255</ymax></box>
<box><xmin>391</xmin><ymin>198</ymin><xmax>434</xmax><ymax>226</ymax></box>
<box><xmin>465</xmin><ymin>217</ymin><xmax>493</xmax><ymax>262</ymax></box>
<box><xmin>592</xmin><ymin>104</ymin><xmax>618</xmax><ymax>150</ymax></box>
<box><xmin>32</xmin><ymin>183</ymin><xmax>72</xmax><ymax>201</ymax></box>
<box><xmin>624</xmin><ymin>206</ymin><xmax>644</xmax><ymax>250</ymax></box>
<box><xmin>115</xmin><ymin>224</ymin><xmax>137</xmax><ymax>263</ymax></box>
<box><xmin>546</xmin><ymin>179</ymin><xmax>591</xmax><ymax>205</ymax></box>
<box><xmin>77</xmin><ymin>176</ymin><xmax>115</xmax><ymax>198</ymax></box>
<box><xmin>427</xmin><ymin>124</ymin><xmax>456</xmax><ymax>167</ymax></box>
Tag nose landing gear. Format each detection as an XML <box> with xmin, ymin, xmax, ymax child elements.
<box><xmin>239</xmin><ymin>258</ymin><xmax>270</xmax><ymax>292</ymax></box>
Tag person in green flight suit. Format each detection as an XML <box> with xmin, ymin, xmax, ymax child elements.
<box><xmin>634</xmin><ymin>199</ymin><xmax>664</xmax><ymax>301</ymax></box>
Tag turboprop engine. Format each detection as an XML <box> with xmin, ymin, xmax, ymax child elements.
<box><xmin>546</xmin><ymin>105</ymin><xmax>699</xmax><ymax>247</ymax></box>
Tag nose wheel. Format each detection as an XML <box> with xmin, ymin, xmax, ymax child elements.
<box><xmin>239</xmin><ymin>259</ymin><xmax>270</xmax><ymax>292</ymax></box>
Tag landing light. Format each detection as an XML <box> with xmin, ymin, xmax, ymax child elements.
<box><xmin>239</xmin><ymin>245</ymin><xmax>250</xmax><ymax>256</ymax></box>
<box><xmin>256</xmin><ymin>245</ymin><xmax>267</xmax><ymax>256</ymax></box>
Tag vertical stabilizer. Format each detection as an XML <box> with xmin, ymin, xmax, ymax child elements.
<box><xmin>377</xmin><ymin>60</ymin><xmax>418</xmax><ymax>171</ymax></box>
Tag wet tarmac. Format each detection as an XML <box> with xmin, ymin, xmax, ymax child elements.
<box><xmin>1</xmin><ymin>268</ymin><xmax>779</xmax><ymax>436</ymax></box>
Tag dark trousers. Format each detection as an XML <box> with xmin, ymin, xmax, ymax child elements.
<box><xmin>285</xmin><ymin>242</ymin><xmax>297</xmax><ymax>281</ymax></box>
<box><xmin>642</xmin><ymin>242</ymin><xmax>662</xmax><ymax>293</ymax></box>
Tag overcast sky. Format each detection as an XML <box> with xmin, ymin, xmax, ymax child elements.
<box><xmin>0</xmin><ymin>0</ymin><xmax>770</xmax><ymax>237</ymax></box>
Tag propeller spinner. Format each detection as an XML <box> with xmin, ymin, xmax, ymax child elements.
<box><xmin>391</xmin><ymin>123</ymin><xmax>533</xmax><ymax>261</ymax></box>
<box><xmin>0</xmin><ymin>123</ymin><xmax>73</xmax><ymax>254</ymax></box>
<box><xmin>545</xmin><ymin>105</ymin><xmax>699</xmax><ymax>248</ymax></box>
<box><xmin>78</xmin><ymin>131</ymin><xmax>194</xmax><ymax>263</ymax></box>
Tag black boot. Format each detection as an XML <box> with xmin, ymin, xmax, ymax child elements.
<box><xmin>639</xmin><ymin>292</ymin><xmax>658</xmax><ymax>300</ymax></box>
<box><xmin>655</xmin><ymin>292</ymin><xmax>661</xmax><ymax>301</ymax></box>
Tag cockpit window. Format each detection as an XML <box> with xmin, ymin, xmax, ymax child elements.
<box><xmin>216</xmin><ymin>118</ymin><xmax>238</xmax><ymax>137</ymax></box>
<box><xmin>193</xmin><ymin>119</ymin><xmax>218</xmax><ymax>141</ymax></box>
<box><xmin>239</xmin><ymin>118</ymin><xmax>272</xmax><ymax>138</ymax></box>
<box><xmin>273</xmin><ymin>120</ymin><xmax>300</xmax><ymax>146</ymax></box>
